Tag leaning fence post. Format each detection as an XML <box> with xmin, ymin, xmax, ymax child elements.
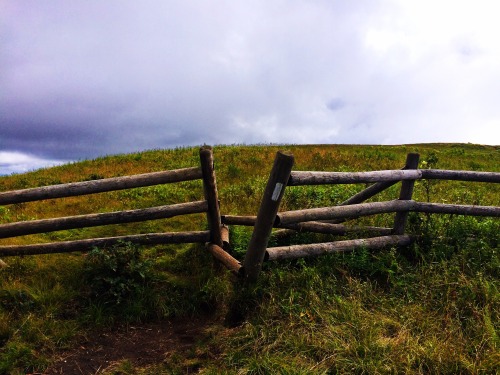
<box><xmin>200</xmin><ymin>146</ymin><xmax>223</xmax><ymax>248</ymax></box>
<box><xmin>243</xmin><ymin>151</ymin><xmax>294</xmax><ymax>282</ymax></box>
<box><xmin>393</xmin><ymin>153</ymin><xmax>420</xmax><ymax>234</ymax></box>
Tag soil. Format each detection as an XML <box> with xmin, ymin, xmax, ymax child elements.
<box><xmin>45</xmin><ymin>316</ymin><xmax>214</xmax><ymax>375</ymax></box>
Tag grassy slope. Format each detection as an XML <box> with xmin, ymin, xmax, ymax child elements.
<box><xmin>0</xmin><ymin>143</ymin><xmax>498</xmax><ymax>374</ymax></box>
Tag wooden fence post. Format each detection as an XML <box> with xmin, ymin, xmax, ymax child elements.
<box><xmin>243</xmin><ymin>151</ymin><xmax>294</xmax><ymax>282</ymax></box>
<box><xmin>200</xmin><ymin>146</ymin><xmax>223</xmax><ymax>247</ymax></box>
<box><xmin>393</xmin><ymin>153</ymin><xmax>420</xmax><ymax>234</ymax></box>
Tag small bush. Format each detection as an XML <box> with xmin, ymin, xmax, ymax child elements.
<box><xmin>82</xmin><ymin>242</ymin><xmax>153</xmax><ymax>306</ymax></box>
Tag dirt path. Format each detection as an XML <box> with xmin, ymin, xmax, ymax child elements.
<box><xmin>46</xmin><ymin>317</ymin><xmax>213</xmax><ymax>374</ymax></box>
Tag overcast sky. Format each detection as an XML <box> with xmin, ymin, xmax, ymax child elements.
<box><xmin>1</xmin><ymin>0</ymin><xmax>500</xmax><ymax>175</ymax></box>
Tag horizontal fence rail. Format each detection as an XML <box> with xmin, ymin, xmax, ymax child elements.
<box><xmin>412</xmin><ymin>201</ymin><xmax>500</xmax><ymax>217</ymax></box>
<box><xmin>0</xmin><ymin>231</ymin><xmax>211</xmax><ymax>257</ymax></box>
<box><xmin>289</xmin><ymin>169</ymin><xmax>500</xmax><ymax>186</ymax></box>
<box><xmin>0</xmin><ymin>167</ymin><xmax>203</xmax><ymax>205</ymax></box>
<box><xmin>338</xmin><ymin>158</ymin><xmax>420</xmax><ymax>206</ymax></box>
<box><xmin>276</xmin><ymin>200</ymin><xmax>500</xmax><ymax>226</ymax></box>
<box><xmin>221</xmin><ymin>215</ymin><xmax>392</xmax><ymax>235</ymax></box>
<box><xmin>276</xmin><ymin>200</ymin><xmax>409</xmax><ymax>225</ymax></box>
<box><xmin>0</xmin><ymin>201</ymin><xmax>208</xmax><ymax>239</ymax></box>
<box><xmin>266</xmin><ymin>235</ymin><xmax>413</xmax><ymax>261</ymax></box>
<box><xmin>421</xmin><ymin>169</ymin><xmax>500</xmax><ymax>183</ymax></box>
<box><xmin>276</xmin><ymin>222</ymin><xmax>393</xmax><ymax>236</ymax></box>
<box><xmin>289</xmin><ymin>169</ymin><xmax>423</xmax><ymax>185</ymax></box>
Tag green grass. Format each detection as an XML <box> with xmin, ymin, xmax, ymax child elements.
<box><xmin>0</xmin><ymin>143</ymin><xmax>498</xmax><ymax>374</ymax></box>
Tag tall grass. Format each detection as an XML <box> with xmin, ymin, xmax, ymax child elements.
<box><xmin>0</xmin><ymin>143</ymin><xmax>498</xmax><ymax>374</ymax></box>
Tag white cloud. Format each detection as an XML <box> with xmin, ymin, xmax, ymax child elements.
<box><xmin>0</xmin><ymin>152</ymin><xmax>65</xmax><ymax>176</ymax></box>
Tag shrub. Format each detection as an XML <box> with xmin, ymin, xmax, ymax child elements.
<box><xmin>82</xmin><ymin>242</ymin><xmax>153</xmax><ymax>306</ymax></box>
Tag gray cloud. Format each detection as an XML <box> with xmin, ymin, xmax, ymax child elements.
<box><xmin>327</xmin><ymin>99</ymin><xmax>347</xmax><ymax>112</ymax></box>
<box><xmin>1</xmin><ymin>0</ymin><xmax>499</xmax><ymax>174</ymax></box>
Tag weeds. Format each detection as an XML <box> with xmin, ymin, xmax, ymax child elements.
<box><xmin>83</xmin><ymin>241</ymin><xmax>153</xmax><ymax>306</ymax></box>
<box><xmin>210</xmin><ymin>219</ymin><xmax>499</xmax><ymax>373</ymax></box>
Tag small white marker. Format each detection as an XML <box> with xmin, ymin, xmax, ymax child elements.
<box><xmin>271</xmin><ymin>183</ymin><xmax>284</xmax><ymax>201</ymax></box>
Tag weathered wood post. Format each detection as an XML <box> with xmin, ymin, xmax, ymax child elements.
<box><xmin>200</xmin><ymin>146</ymin><xmax>223</xmax><ymax>248</ymax></box>
<box><xmin>393</xmin><ymin>153</ymin><xmax>420</xmax><ymax>234</ymax></box>
<box><xmin>221</xmin><ymin>224</ymin><xmax>230</xmax><ymax>251</ymax></box>
<box><xmin>243</xmin><ymin>151</ymin><xmax>294</xmax><ymax>282</ymax></box>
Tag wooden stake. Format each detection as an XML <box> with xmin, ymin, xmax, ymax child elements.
<box><xmin>393</xmin><ymin>153</ymin><xmax>420</xmax><ymax>234</ymax></box>
<box><xmin>221</xmin><ymin>224</ymin><xmax>230</xmax><ymax>251</ymax></box>
<box><xmin>200</xmin><ymin>146</ymin><xmax>223</xmax><ymax>247</ymax></box>
<box><xmin>243</xmin><ymin>151</ymin><xmax>294</xmax><ymax>281</ymax></box>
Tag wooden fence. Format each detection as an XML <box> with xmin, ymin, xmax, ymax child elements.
<box><xmin>1</xmin><ymin>148</ymin><xmax>499</xmax><ymax>282</ymax></box>
<box><xmin>224</xmin><ymin>152</ymin><xmax>500</xmax><ymax>281</ymax></box>
<box><xmin>0</xmin><ymin>147</ymin><xmax>229</xmax><ymax>266</ymax></box>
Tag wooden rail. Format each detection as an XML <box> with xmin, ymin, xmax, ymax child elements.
<box><xmin>420</xmin><ymin>169</ymin><xmax>500</xmax><ymax>182</ymax></box>
<box><xmin>222</xmin><ymin>215</ymin><xmax>392</xmax><ymax>235</ymax></box>
<box><xmin>0</xmin><ymin>201</ymin><xmax>208</xmax><ymax>239</ymax></box>
<box><xmin>0</xmin><ymin>231</ymin><xmax>211</xmax><ymax>257</ymax></box>
<box><xmin>266</xmin><ymin>235</ymin><xmax>413</xmax><ymax>261</ymax></box>
<box><xmin>276</xmin><ymin>200</ymin><xmax>408</xmax><ymax>225</ymax></box>
<box><xmin>276</xmin><ymin>200</ymin><xmax>500</xmax><ymax>225</ymax></box>
<box><xmin>288</xmin><ymin>169</ymin><xmax>422</xmax><ymax>185</ymax></box>
<box><xmin>288</xmin><ymin>168</ymin><xmax>500</xmax><ymax>185</ymax></box>
<box><xmin>0</xmin><ymin>168</ymin><xmax>203</xmax><ymax>205</ymax></box>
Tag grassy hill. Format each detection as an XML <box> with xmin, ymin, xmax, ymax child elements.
<box><xmin>0</xmin><ymin>144</ymin><xmax>498</xmax><ymax>374</ymax></box>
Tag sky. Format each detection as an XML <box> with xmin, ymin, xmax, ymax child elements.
<box><xmin>1</xmin><ymin>0</ymin><xmax>500</xmax><ymax>175</ymax></box>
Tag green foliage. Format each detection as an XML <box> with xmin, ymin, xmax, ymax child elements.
<box><xmin>0</xmin><ymin>341</ymin><xmax>47</xmax><ymax>375</ymax></box>
<box><xmin>82</xmin><ymin>242</ymin><xmax>153</xmax><ymax>307</ymax></box>
<box><xmin>0</xmin><ymin>207</ymin><xmax>10</xmax><ymax>223</ymax></box>
<box><xmin>227</xmin><ymin>164</ymin><xmax>243</xmax><ymax>179</ymax></box>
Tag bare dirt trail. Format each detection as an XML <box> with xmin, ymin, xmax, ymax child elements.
<box><xmin>45</xmin><ymin>317</ymin><xmax>214</xmax><ymax>374</ymax></box>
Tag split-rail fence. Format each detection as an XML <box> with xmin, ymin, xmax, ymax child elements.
<box><xmin>0</xmin><ymin>148</ymin><xmax>499</xmax><ymax>282</ymax></box>
<box><xmin>223</xmin><ymin>152</ymin><xmax>500</xmax><ymax>281</ymax></box>
<box><xmin>0</xmin><ymin>147</ymin><xmax>231</xmax><ymax>269</ymax></box>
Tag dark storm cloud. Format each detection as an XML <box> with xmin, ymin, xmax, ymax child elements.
<box><xmin>1</xmin><ymin>0</ymin><xmax>499</xmax><ymax>174</ymax></box>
